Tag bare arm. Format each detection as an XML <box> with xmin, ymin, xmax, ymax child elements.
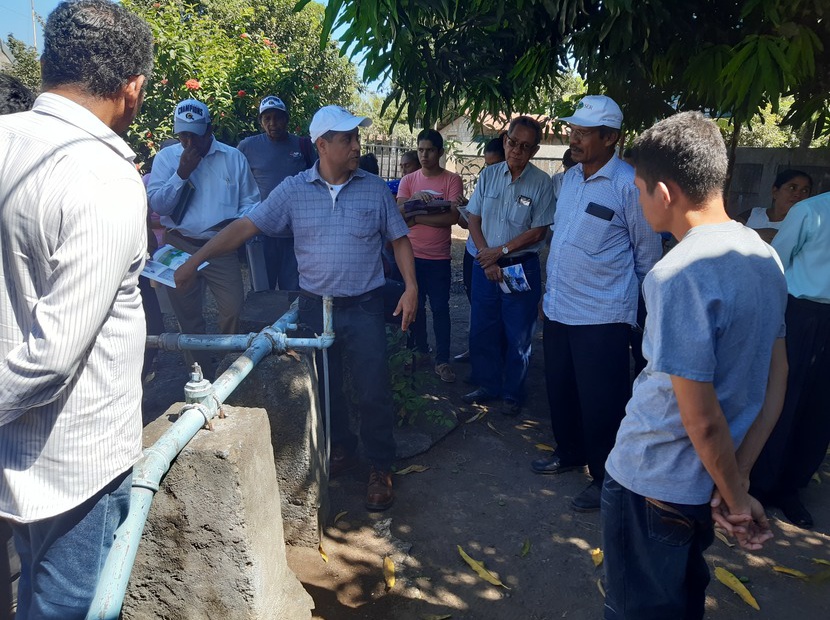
<box><xmin>476</xmin><ymin>226</ymin><xmax>547</xmax><ymax>270</ymax></box>
<box><xmin>174</xmin><ymin>217</ymin><xmax>261</xmax><ymax>289</ymax></box>
<box><xmin>407</xmin><ymin>208</ymin><xmax>460</xmax><ymax>228</ymax></box>
<box><xmin>390</xmin><ymin>236</ymin><xmax>418</xmax><ymax>331</ymax></box>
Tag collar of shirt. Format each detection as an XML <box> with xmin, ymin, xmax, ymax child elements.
<box><xmin>33</xmin><ymin>93</ymin><xmax>136</xmax><ymax>163</ymax></box>
<box><xmin>303</xmin><ymin>162</ymin><xmax>367</xmax><ymax>189</ymax></box>
<box><xmin>573</xmin><ymin>153</ymin><xmax>628</xmax><ymax>183</ymax></box>
<box><xmin>497</xmin><ymin>160</ymin><xmax>540</xmax><ymax>183</ymax></box>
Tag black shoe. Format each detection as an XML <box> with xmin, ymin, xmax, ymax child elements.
<box><xmin>778</xmin><ymin>494</ymin><xmax>813</xmax><ymax>528</ymax></box>
<box><xmin>530</xmin><ymin>455</ymin><xmax>583</xmax><ymax>475</ymax></box>
<box><xmin>461</xmin><ymin>388</ymin><xmax>497</xmax><ymax>405</ymax></box>
<box><xmin>502</xmin><ymin>398</ymin><xmax>521</xmax><ymax>417</ymax></box>
<box><xmin>572</xmin><ymin>482</ymin><xmax>602</xmax><ymax>513</ymax></box>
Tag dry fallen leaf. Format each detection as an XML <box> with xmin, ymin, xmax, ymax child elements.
<box><xmin>773</xmin><ymin>565</ymin><xmax>809</xmax><ymax>579</ymax></box>
<box><xmin>596</xmin><ymin>578</ymin><xmax>606</xmax><ymax>598</ymax></box>
<box><xmin>715</xmin><ymin>567</ymin><xmax>759</xmax><ymax>610</ymax></box>
<box><xmin>520</xmin><ymin>539</ymin><xmax>531</xmax><ymax>558</ymax></box>
<box><xmin>535</xmin><ymin>443</ymin><xmax>555</xmax><ymax>452</ymax></box>
<box><xmin>395</xmin><ymin>464</ymin><xmax>430</xmax><ymax>476</ymax></box>
<box><xmin>591</xmin><ymin>548</ymin><xmax>604</xmax><ymax>567</ymax></box>
<box><xmin>812</xmin><ymin>558</ymin><xmax>830</xmax><ymax>566</ymax></box>
<box><xmin>284</xmin><ymin>349</ymin><xmax>301</xmax><ymax>362</ymax></box>
<box><xmin>714</xmin><ymin>529</ymin><xmax>735</xmax><ymax>548</ymax></box>
<box><xmin>812</xmin><ymin>472</ymin><xmax>821</xmax><ymax>484</ymax></box>
<box><xmin>318</xmin><ymin>543</ymin><xmax>328</xmax><ymax>563</ymax></box>
<box><xmin>457</xmin><ymin>545</ymin><xmax>509</xmax><ymax>589</ymax></box>
<box><xmin>487</xmin><ymin>421</ymin><xmax>504</xmax><ymax>436</ymax></box>
<box><xmin>465</xmin><ymin>410</ymin><xmax>486</xmax><ymax>424</ymax></box>
<box><xmin>421</xmin><ymin>615</ymin><xmax>452</xmax><ymax>620</ymax></box>
<box><xmin>333</xmin><ymin>510</ymin><xmax>348</xmax><ymax>524</ymax></box>
<box><xmin>383</xmin><ymin>556</ymin><xmax>396</xmax><ymax>590</ymax></box>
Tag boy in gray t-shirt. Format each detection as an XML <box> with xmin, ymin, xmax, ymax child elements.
<box><xmin>601</xmin><ymin>112</ymin><xmax>788</xmax><ymax>620</ymax></box>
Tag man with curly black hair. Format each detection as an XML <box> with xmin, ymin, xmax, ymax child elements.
<box><xmin>0</xmin><ymin>2</ymin><xmax>153</xmax><ymax>617</ymax></box>
<box><xmin>0</xmin><ymin>73</ymin><xmax>35</xmax><ymax>114</ymax></box>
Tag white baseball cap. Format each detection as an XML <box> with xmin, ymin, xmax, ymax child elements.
<box><xmin>560</xmin><ymin>95</ymin><xmax>623</xmax><ymax>129</ymax></box>
<box><xmin>309</xmin><ymin>105</ymin><xmax>372</xmax><ymax>142</ymax></box>
<box><xmin>259</xmin><ymin>95</ymin><xmax>287</xmax><ymax>116</ymax></box>
<box><xmin>173</xmin><ymin>99</ymin><xmax>210</xmax><ymax>135</ymax></box>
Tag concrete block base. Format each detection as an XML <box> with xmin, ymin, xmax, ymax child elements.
<box><xmin>122</xmin><ymin>405</ymin><xmax>312</xmax><ymax>620</ymax></box>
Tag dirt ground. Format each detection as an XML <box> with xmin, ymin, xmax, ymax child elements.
<box><xmin>143</xmin><ymin>230</ymin><xmax>830</xmax><ymax>620</ymax></box>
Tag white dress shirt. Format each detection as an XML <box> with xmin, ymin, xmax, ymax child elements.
<box><xmin>147</xmin><ymin>139</ymin><xmax>260</xmax><ymax>239</ymax></box>
<box><xmin>0</xmin><ymin>93</ymin><xmax>146</xmax><ymax>522</ymax></box>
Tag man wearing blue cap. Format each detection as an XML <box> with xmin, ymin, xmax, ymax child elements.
<box><xmin>238</xmin><ymin>96</ymin><xmax>316</xmax><ymax>291</ymax></box>
<box><xmin>148</xmin><ymin>98</ymin><xmax>260</xmax><ymax>379</ymax></box>
<box><xmin>533</xmin><ymin>95</ymin><xmax>663</xmax><ymax>512</ymax></box>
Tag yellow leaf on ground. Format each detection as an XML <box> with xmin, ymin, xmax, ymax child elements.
<box><xmin>487</xmin><ymin>421</ymin><xmax>504</xmax><ymax>436</ymax></box>
<box><xmin>597</xmin><ymin>578</ymin><xmax>606</xmax><ymax>598</ymax></box>
<box><xmin>421</xmin><ymin>615</ymin><xmax>452</xmax><ymax>620</ymax></box>
<box><xmin>812</xmin><ymin>558</ymin><xmax>830</xmax><ymax>566</ymax></box>
<box><xmin>318</xmin><ymin>543</ymin><xmax>328</xmax><ymax>563</ymax></box>
<box><xmin>383</xmin><ymin>556</ymin><xmax>396</xmax><ymax>590</ymax></box>
<box><xmin>333</xmin><ymin>510</ymin><xmax>348</xmax><ymax>524</ymax></box>
<box><xmin>465</xmin><ymin>410</ymin><xmax>486</xmax><ymax>424</ymax></box>
<box><xmin>714</xmin><ymin>529</ymin><xmax>735</xmax><ymax>548</ymax></box>
<box><xmin>591</xmin><ymin>548</ymin><xmax>604</xmax><ymax>567</ymax></box>
<box><xmin>812</xmin><ymin>472</ymin><xmax>821</xmax><ymax>484</ymax></box>
<box><xmin>457</xmin><ymin>545</ymin><xmax>509</xmax><ymax>589</ymax></box>
<box><xmin>520</xmin><ymin>539</ymin><xmax>531</xmax><ymax>557</ymax></box>
<box><xmin>535</xmin><ymin>443</ymin><xmax>555</xmax><ymax>452</ymax></box>
<box><xmin>284</xmin><ymin>349</ymin><xmax>301</xmax><ymax>361</ymax></box>
<box><xmin>395</xmin><ymin>464</ymin><xmax>429</xmax><ymax>475</ymax></box>
<box><xmin>715</xmin><ymin>567</ymin><xmax>759</xmax><ymax>610</ymax></box>
<box><xmin>773</xmin><ymin>565</ymin><xmax>809</xmax><ymax>579</ymax></box>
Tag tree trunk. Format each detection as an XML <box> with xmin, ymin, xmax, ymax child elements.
<box><xmin>799</xmin><ymin>120</ymin><xmax>815</xmax><ymax>150</ymax></box>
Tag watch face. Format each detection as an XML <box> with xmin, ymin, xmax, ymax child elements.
<box><xmin>502</xmin><ymin>246</ymin><xmax>509</xmax><ymax>254</ymax></box>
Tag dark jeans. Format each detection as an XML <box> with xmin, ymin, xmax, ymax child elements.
<box><xmin>544</xmin><ymin>320</ymin><xmax>631</xmax><ymax>481</ymax></box>
<box><xmin>751</xmin><ymin>295</ymin><xmax>830</xmax><ymax>499</ymax></box>
<box><xmin>299</xmin><ymin>289</ymin><xmax>396</xmax><ymax>469</ymax></box>
<box><xmin>601</xmin><ymin>474</ymin><xmax>713</xmax><ymax>620</ymax></box>
<box><xmin>462</xmin><ymin>248</ymin><xmax>474</xmax><ymax>303</ymax></box>
<box><xmin>263</xmin><ymin>235</ymin><xmax>300</xmax><ymax>291</ymax></box>
<box><xmin>469</xmin><ymin>255</ymin><xmax>541</xmax><ymax>403</ymax></box>
<box><xmin>11</xmin><ymin>469</ymin><xmax>132</xmax><ymax>619</ymax></box>
<box><xmin>408</xmin><ymin>258</ymin><xmax>451</xmax><ymax>364</ymax></box>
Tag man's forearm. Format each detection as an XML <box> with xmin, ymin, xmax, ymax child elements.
<box><xmin>410</xmin><ymin>209</ymin><xmax>459</xmax><ymax>228</ymax></box>
<box><xmin>189</xmin><ymin>217</ymin><xmax>259</xmax><ymax>265</ymax></box>
<box><xmin>503</xmin><ymin>226</ymin><xmax>547</xmax><ymax>254</ymax></box>
<box><xmin>467</xmin><ymin>214</ymin><xmax>487</xmax><ymax>251</ymax></box>
<box><xmin>734</xmin><ymin>338</ymin><xmax>788</xmax><ymax>477</ymax></box>
<box><xmin>391</xmin><ymin>236</ymin><xmax>417</xmax><ymax>290</ymax></box>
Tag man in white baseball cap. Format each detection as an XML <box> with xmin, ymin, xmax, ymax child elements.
<box><xmin>174</xmin><ymin>104</ymin><xmax>417</xmax><ymax>512</ymax></box>
<box><xmin>238</xmin><ymin>95</ymin><xmax>317</xmax><ymax>291</ymax></box>
<box><xmin>533</xmin><ymin>94</ymin><xmax>663</xmax><ymax>513</ymax></box>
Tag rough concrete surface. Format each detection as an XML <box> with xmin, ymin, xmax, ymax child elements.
<box><xmin>123</xmin><ymin>405</ymin><xmax>313</xmax><ymax>620</ymax></box>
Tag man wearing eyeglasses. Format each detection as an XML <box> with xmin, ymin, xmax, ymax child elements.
<box><xmin>533</xmin><ymin>95</ymin><xmax>663</xmax><ymax>513</ymax></box>
<box><xmin>463</xmin><ymin>117</ymin><xmax>556</xmax><ymax>417</ymax></box>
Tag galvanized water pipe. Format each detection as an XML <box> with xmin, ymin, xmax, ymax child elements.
<box><xmin>86</xmin><ymin>297</ymin><xmax>333</xmax><ymax>620</ymax></box>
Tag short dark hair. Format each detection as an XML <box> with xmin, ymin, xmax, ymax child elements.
<box><xmin>598</xmin><ymin>125</ymin><xmax>621</xmax><ymax>147</ymax></box>
<box><xmin>417</xmin><ymin>128</ymin><xmax>443</xmax><ymax>151</ymax></box>
<box><xmin>484</xmin><ymin>136</ymin><xmax>506</xmax><ymax>160</ymax></box>
<box><xmin>41</xmin><ymin>0</ymin><xmax>154</xmax><ymax>98</ymax></box>
<box><xmin>0</xmin><ymin>73</ymin><xmax>35</xmax><ymax>114</ymax></box>
<box><xmin>508</xmin><ymin>117</ymin><xmax>542</xmax><ymax>145</ymax></box>
<box><xmin>401</xmin><ymin>150</ymin><xmax>418</xmax><ymax>164</ymax></box>
<box><xmin>562</xmin><ymin>148</ymin><xmax>576</xmax><ymax>168</ymax></box>
<box><xmin>630</xmin><ymin>111</ymin><xmax>727</xmax><ymax>205</ymax></box>
<box><xmin>359</xmin><ymin>153</ymin><xmax>379</xmax><ymax>175</ymax></box>
<box><xmin>773</xmin><ymin>169</ymin><xmax>813</xmax><ymax>189</ymax></box>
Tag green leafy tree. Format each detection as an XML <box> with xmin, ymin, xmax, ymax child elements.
<box><xmin>124</xmin><ymin>0</ymin><xmax>359</xmax><ymax>163</ymax></box>
<box><xmin>4</xmin><ymin>35</ymin><xmax>41</xmax><ymax>94</ymax></box>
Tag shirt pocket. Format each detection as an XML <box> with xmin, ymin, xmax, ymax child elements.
<box><xmin>345</xmin><ymin>208</ymin><xmax>377</xmax><ymax>238</ymax></box>
<box><xmin>568</xmin><ymin>203</ymin><xmax>615</xmax><ymax>255</ymax></box>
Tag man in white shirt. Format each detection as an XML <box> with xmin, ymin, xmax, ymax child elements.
<box><xmin>148</xmin><ymin>99</ymin><xmax>260</xmax><ymax>378</ymax></box>
<box><xmin>0</xmin><ymin>2</ymin><xmax>153</xmax><ymax>616</ymax></box>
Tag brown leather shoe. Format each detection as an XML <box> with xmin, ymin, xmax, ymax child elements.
<box><xmin>329</xmin><ymin>445</ymin><xmax>358</xmax><ymax>479</ymax></box>
<box><xmin>365</xmin><ymin>466</ymin><xmax>394</xmax><ymax>511</ymax></box>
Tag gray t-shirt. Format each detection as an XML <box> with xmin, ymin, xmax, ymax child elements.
<box><xmin>237</xmin><ymin>133</ymin><xmax>316</xmax><ymax>199</ymax></box>
<box><xmin>605</xmin><ymin>221</ymin><xmax>787</xmax><ymax>505</ymax></box>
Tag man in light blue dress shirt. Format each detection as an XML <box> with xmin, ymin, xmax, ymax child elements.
<box><xmin>534</xmin><ymin>96</ymin><xmax>663</xmax><ymax>512</ymax></box>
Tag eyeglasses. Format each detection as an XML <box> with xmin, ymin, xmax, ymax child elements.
<box><xmin>505</xmin><ymin>135</ymin><xmax>537</xmax><ymax>153</ymax></box>
<box><xmin>568</xmin><ymin>126</ymin><xmax>597</xmax><ymax>141</ymax></box>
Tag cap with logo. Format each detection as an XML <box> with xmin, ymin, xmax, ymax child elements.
<box><xmin>309</xmin><ymin>105</ymin><xmax>372</xmax><ymax>143</ymax></box>
<box><xmin>259</xmin><ymin>96</ymin><xmax>287</xmax><ymax>116</ymax></box>
<box><xmin>173</xmin><ymin>99</ymin><xmax>210</xmax><ymax>136</ymax></box>
<box><xmin>559</xmin><ymin>95</ymin><xmax>623</xmax><ymax>129</ymax></box>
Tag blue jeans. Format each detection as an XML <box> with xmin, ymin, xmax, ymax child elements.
<box><xmin>11</xmin><ymin>469</ymin><xmax>132</xmax><ymax>619</ymax></box>
<box><xmin>263</xmin><ymin>235</ymin><xmax>300</xmax><ymax>291</ymax></box>
<box><xmin>601</xmin><ymin>474</ymin><xmax>713</xmax><ymax>620</ymax></box>
<box><xmin>408</xmin><ymin>258</ymin><xmax>451</xmax><ymax>364</ymax></box>
<box><xmin>469</xmin><ymin>255</ymin><xmax>541</xmax><ymax>402</ymax></box>
<box><xmin>299</xmin><ymin>288</ymin><xmax>396</xmax><ymax>468</ymax></box>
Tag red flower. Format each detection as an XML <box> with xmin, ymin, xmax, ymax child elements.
<box><xmin>313</xmin><ymin>84</ymin><xmax>319</xmax><ymax>90</ymax></box>
<box><xmin>294</xmin><ymin>126</ymin><xmax>301</xmax><ymax>132</ymax></box>
<box><xmin>263</xmin><ymin>38</ymin><xmax>272</xmax><ymax>46</ymax></box>
<box><xmin>152</xmin><ymin>2</ymin><xmax>160</xmax><ymax>8</ymax></box>
<box><xmin>185</xmin><ymin>79</ymin><xmax>200</xmax><ymax>90</ymax></box>
<box><xmin>220</xmin><ymin>112</ymin><xmax>226</xmax><ymax>117</ymax></box>
<box><xmin>146</xmin><ymin>131</ymin><xmax>152</xmax><ymax>138</ymax></box>
<box><xmin>240</xmin><ymin>33</ymin><xmax>249</xmax><ymax>39</ymax></box>
<box><xmin>160</xmin><ymin>78</ymin><xmax>168</xmax><ymax>85</ymax></box>
<box><xmin>237</xmin><ymin>90</ymin><xmax>246</xmax><ymax>98</ymax></box>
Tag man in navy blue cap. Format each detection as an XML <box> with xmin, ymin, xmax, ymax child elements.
<box><xmin>238</xmin><ymin>95</ymin><xmax>317</xmax><ymax>291</ymax></box>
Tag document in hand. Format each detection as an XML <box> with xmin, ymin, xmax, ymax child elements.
<box><xmin>403</xmin><ymin>198</ymin><xmax>452</xmax><ymax>217</ymax></box>
<box><xmin>141</xmin><ymin>244</ymin><xmax>208</xmax><ymax>288</ymax></box>
<box><xmin>499</xmin><ymin>263</ymin><xmax>532</xmax><ymax>294</ymax></box>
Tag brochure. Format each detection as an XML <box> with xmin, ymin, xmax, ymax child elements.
<box><xmin>499</xmin><ymin>263</ymin><xmax>532</xmax><ymax>294</ymax></box>
<box><xmin>403</xmin><ymin>198</ymin><xmax>452</xmax><ymax>218</ymax></box>
<box><xmin>141</xmin><ymin>244</ymin><xmax>208</xmax><ymax>288</ymax></box>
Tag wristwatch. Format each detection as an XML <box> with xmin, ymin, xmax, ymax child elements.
<box><xmin>501</xmin><ymin>245</ymin><xmax>509</xmax><ymax>255</ymax></box>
